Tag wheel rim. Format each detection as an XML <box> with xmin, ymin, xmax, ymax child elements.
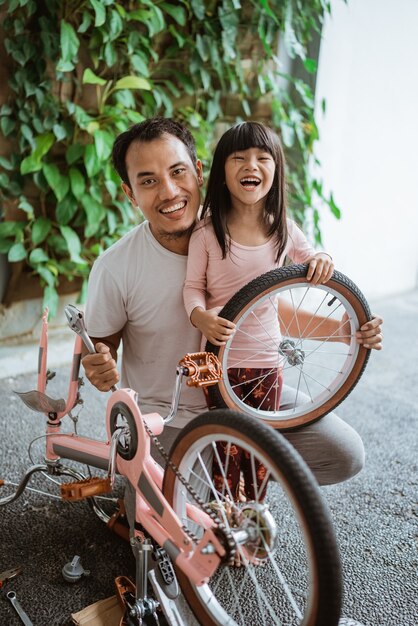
<box><xmin>171</xmin><ymin>432</ymin><xmax>319</xmax><ymax>626</ymax></box>
<box><xmin>217</xmin><ymin>279</ymin><xmax>365</xmax><ymax>427</ymax></box>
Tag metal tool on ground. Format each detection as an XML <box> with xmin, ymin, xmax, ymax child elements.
<box><xmin>0</xmin><ymin>565</ymin><xmax>22</xmax><ymax>589</ymax></box>
<box><xmin>6</xmin><ymin>590</ymin><xmax>33</xmax><ymax>626</ymax></box>
<box><xmin>62</xmin><ymin>555</ymin><xmax>90</xmax><ymax>583</ymax></box>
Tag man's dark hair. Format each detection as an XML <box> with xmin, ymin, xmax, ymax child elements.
<box><xmin>112</xmin><ymin>117</ymin><xmax>198</xmax><ymax>187</ymax></box>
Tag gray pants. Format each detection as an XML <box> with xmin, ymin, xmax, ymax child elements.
<box><xmin>152</xmin><ymin>384</ymin><xmax>365</xmax><ymax>487</ymax></box>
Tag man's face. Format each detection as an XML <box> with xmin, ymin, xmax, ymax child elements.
<box><xmin>122</xmin><ymin>134</ymin><xmax>203</xmax><ymax>252</ymax></box>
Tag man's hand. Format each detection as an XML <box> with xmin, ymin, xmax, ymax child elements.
<box><xmin>306</xmin><ymin>253</ymin><xmax>334</xmax><ymax>285</ymax></box>
<box><xmin>82</xmin><ymin>342</ymin><xmax>119</xmax><ymax>391</ymax></box>
<box><xmin>338</xmin><ymin>313</ymin><xmax>383</xmax><ymax>349</ymax></box>
<box><xmin>190</xmin><ymin>306</ymin><xmax>235</xmax><ymax>345</ymax></box>
<box><xmin>356</xmin><ymin>315</ymin><xmax>383</xmax><ymax>350</ymax></box>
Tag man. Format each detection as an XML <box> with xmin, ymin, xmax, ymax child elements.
<box><xmin>82</xmin><ymin>116</ymin><xmax>383</xmax><ymax>481</ymax></box>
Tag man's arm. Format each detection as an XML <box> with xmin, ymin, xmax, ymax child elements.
<box><xmin>279</xmin><ymin>300</ymin><xmax>383</xmax><ymax>350</ymax></box>
<box><xmin>81</xmin><ymin>330</ymin><xmax>122</xmax><ymax>391</ymax></box>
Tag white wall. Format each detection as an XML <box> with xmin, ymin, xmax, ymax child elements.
<box><xmin>314</xmin><ymin>0</ymin><xmax>418</xmax><ymax>300</ymax></box>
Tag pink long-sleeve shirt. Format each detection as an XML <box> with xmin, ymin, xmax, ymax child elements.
<box><xmin>183</xmin><ymin>217</ymin><xmax>316</xmax><ymax>368</ymax></box>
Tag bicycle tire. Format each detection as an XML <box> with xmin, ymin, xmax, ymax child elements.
<box><xmin>162</xmin><ymin>409</ymin><xmax>342</xmax><ymax>626</ymax></box>
<box><xmin>206</xmin><ymin>264</ymin><xmax>372</xmax><ymax>430</ymax></box>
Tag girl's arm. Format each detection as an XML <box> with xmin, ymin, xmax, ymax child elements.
<box><xmin>286</xmin><ymin>220</ymin><xmax>334</xmax><ymax>284</ymax></box>
<box><xmin>183</xmin><ymin>224</ymin><xmax>235</xmax><ymax>345</ymax></box>
<box><xmin>183</xmin><ymin>225</ymin><xmax>209</xmax><ymax>319</ymax></box>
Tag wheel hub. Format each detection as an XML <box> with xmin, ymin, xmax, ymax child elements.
<box><xmin>279</xmin><ymin>339</ymin><xmax>305</xmax><ymax>366</ymax></box>
<box><xmin>235</xmin><ymin>502</ymin><xmax>278</xmax><ymax>561</ymax></box>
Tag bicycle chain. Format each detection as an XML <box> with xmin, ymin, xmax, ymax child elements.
<box><xmin>142</xmin><ymin>421</ymin><xmax>237</xmax><ymax>566</ymax></box>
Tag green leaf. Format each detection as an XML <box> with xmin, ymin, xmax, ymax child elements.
<box><xmin>259</xmin><ymin>0</ymin><xmax>279</xmax><ymax>23</ymax></box>
<box><xmin>196</xmin><ymin>34</ymin><xmax>209</xmax><ymax>62</ymax></box>
<box><xmin>94</xmin><ymin>129</ymin><xmax>114</xmax><ymax>160</ymax></box>
<box><xmin>82</xmin><ymin>68</ymin><xmax>106</xmax><ymax>86</ymax></box>
<box><xmin>1</xmin><ymin>117</ymin><xmax>16</xmax><ymax>137</ymax></box>
<box><xmin>90</xmin><ymin>0</ymin><xmax>106</xmax><ymax>27</ymax></box>
<box><xmin>108</xmin><ymin>8</ymin><xmax>123</xmax><ymax>40</ymax></box>
<box><xmin>114</xmin><ymin>76</ymin><xmax>151</xmax><ymax>91</ymax></box>
<box><xmin>190</xmin><ymin>0</ymin><xmax>205</xmax><ymax>19</ymax></box>
<box><xmin>69</xmin><ymin>167</ymin><xmax>86</xmax><ymax>199</ymax></box>
<box><xmin>0</xmin><ymin>104</ymin><xmax>12</xmax><ymax>116</ymax></box>
<box><xmin>78</xmin><ymin>11</ymin><xmax>92</xmax><ymax>33</ymax></box>
<box><xmin>18</xmin><ymin>197</ymin><xmax>34</xmax><ymax>217</ymax></box>
<box><xmin>66</xmin><ymin>144</ymin><xmax>84</xmax><ymax>165</ymax></box>
<box><xmin>37</xmin><ymin>266</ymin><xmax>55</xmax><ymax>287</ymax></box>
<box><xmin>32</xmin><ymin>217</ymin><xmax>51</xmax><ymax>245</ymax></box>
<box><xmin>0</xmin><ymin>240</ymin><xmax>13</xmax><ymax>254</ymax></box>
<box><xmin>8</xmin><ymin>242</ymin><xmax>27</xmax><ymax>262</ymax></box>
<box><xmin>60</xmin><ymin>225</ymin><xmax>86</xmax><ymax>264</ymax></box>
<box><xmin>29</xmin><ymin>248</ymin><xmax>49</xmax><ymax>264</ymax></box>
<box><xmin>131</xmin><ymin>54</ymin><xmax>149</xmax><ymax>77</ymax></box>
<box><xmin>126</xmin><ymin>110</ymin><xmax>145</xmax><ymax>124</ymax></box>
<box><xmin>56</xmin><ymin>195</ymin><xmax>78</xmax><ymax>224</ymax></box>
<box><xmin>53</xmin><ymin>124</ymin><xmax>67</xmax><ymax>141</ymax></box>
<box><xmin>20</xmin><ymin>132</ymin><xmax>55</xmax><ymax>174</ymax></box>
<box><xmin>329</xmin><ymin>193</ymin><xmax>341</xmax><ymax>219</ymax></box>
<box><xmin>0</xmin><ymin>155</ymin><xmax>14</xmax><ymax>170</ymax></box>
<box><xmin>84</xmin><ymin>143</ymin><xmax>101</xmax><ymax>177</ymax></box>
<box><xmin>0</xmin><ymin>221</ymin><xmax>25</xmax><ymax>238</ymax></box>
<box><xmin>81</xmin><ymin>195</ymin><xmax>105</xmax><ymax>237</ymax></box>
<box><xmin>43</xmin><ymin>285</ymin><xmax>59</xmax><ymax>318</ymax></box>
<box><xmin>103</xmin><ymin>41</ymin><xmax>117</xmax><ymax>67</ymax></box>
<box><xmin>77</xmin><ymin>278</ymin><xmax>89</xmax><ymax>304</ymax></box>
<box><xmin>43</xmin><ymin>163</ymin><xmax>70</xmax><ymax>202</ymax></box>
<box><xmin>60</xmin><ymin>21</ymin><xmax>79</xmax><ymax>63</ymax></box>
<box><xmin>105</xmin><ymin>179</ymin><xmax>117</xmax><ymax>199</ymax></box>
<box><xmin>161</xmin><ymin>3</ymin><xmax>186</xmax><ymax>25</ymax></box>
<box><xmin>303</xmin><ymin>58</ymin><xmax>317</xmax><ymax>74</ymax></box>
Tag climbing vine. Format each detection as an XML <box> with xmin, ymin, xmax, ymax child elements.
<box><xmin>0</xmin><ymin>0</ymin><xmax>339</xmax><ymax>315</ymax></box>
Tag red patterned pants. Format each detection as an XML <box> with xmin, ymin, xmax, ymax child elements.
<box><xmin>212</xmin><ymin>367</ymin><xmax>283</xmax><ymax>501</ymax></box>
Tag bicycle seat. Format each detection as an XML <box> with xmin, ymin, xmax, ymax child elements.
<box><xmin>14</xmin><ymin>390</ymin><xmax>66</xmax><ymax>414</ymax></box>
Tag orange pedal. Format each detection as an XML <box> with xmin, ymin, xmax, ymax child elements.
<box><xmin>60</xmin><ymin>476</ymin><xmax>111</xmax><ymax>501</ymax></box>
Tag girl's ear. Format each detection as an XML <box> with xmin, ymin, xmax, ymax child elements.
<box><xmin>196</xmin><ymin>160</ymin><xmax>204</xmax><ymax>187</ymax></box>
<box><xmin>121</xmin><ymin>182</ymin><xmax>137</xmax><ymax>207</ymax></box>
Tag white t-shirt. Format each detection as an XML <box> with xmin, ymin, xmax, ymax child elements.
<box><xmin>85</xmin><ymin>221</ymin><xmax>207</xmax><ymax>428</ymax></box>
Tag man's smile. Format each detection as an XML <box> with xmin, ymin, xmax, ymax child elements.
<box><xmin>160</xmin><ymin>200</ymin><xmax>187</xmax><ymax>214</ymax></box>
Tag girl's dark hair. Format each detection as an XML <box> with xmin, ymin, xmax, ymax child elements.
<box><xmin>112</xmin><ymin>117</ymin><xmax>198</xmax><ymax>187</ymax></box>
<box><xmin>201</xmin><ymin>121</ymin><xmax>288</xmax><ymax>262</ymax></box>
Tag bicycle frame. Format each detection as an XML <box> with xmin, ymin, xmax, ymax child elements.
<box><xmin>2</xmin><ymin>308</ymin><xmax>226</xmax><ymax>589</ymax></box>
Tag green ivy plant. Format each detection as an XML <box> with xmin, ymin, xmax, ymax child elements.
<box><xmin>0</xmin><ymin>0</ymin><xmax>339</xmax><ymax>317</ymax></box>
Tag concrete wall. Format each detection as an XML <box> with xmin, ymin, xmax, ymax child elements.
<box><xmin>314</xmin><ymin>0</ymin><xmax>418</xmax><ymax>300</ymax></box>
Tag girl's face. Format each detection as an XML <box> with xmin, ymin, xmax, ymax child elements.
<box><xmin>224</xmin><ymin>147</ymin><xmax>275</xmax><ymax>211</ymax></box>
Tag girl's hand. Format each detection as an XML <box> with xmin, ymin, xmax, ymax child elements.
<box><xmin>190</xmin><ymin>306</ymin><xmax>236</xmax><ymax>345</ymax></box>
<box><xmin>306</xmin><ymin>253</ymin><xmax>334</xmax><ymax>285</ymax></box>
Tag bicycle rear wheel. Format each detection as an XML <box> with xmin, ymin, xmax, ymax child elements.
<box><xmin>162</xmin><ymin>409</ymin><xmax>342</xmax><ymax>626</ymax></box>
<box><xmin>206</xmin><ymin>264</ymin><xmax>372</xmax><ymax>430</ymax></box>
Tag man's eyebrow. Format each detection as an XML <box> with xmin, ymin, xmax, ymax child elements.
<box><xmin>135</xmin><ymin>161</ymin><xmax>188</xmax><ymax>179</ymax></box>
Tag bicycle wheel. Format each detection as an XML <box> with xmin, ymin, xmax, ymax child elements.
<box><xmin>162</xmin><ymin>409</ymin><xmax>342</xmax><ymax>626</ymax></box>
<box><xmin>206</xmin><ymin>264</ymin><xmax>372</xmax><ymax>430</ymax></box>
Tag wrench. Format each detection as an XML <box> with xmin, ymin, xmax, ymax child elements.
<box><xmin>6</xmin><ymin>590</ymin><xmax>33</xmax><ymax>626</ymax></box>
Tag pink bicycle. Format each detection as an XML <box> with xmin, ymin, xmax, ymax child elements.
<box><xmin>1</xmin><ymin>304</ymin><xmax>342</xmax><ymax>626</ymax></box>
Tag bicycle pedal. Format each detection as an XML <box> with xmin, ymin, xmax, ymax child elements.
<box><xmin>60</xmin><ymin>476</ymin><xmax>111</xmax><ymax>501</ymax></box>
<box><xmin>153</xmin><ymin>548</ymin><xmax>179</xmax><ymax>599</ymax></box>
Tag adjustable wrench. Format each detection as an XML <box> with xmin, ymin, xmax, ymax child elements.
<box><xmin>6</xmin><ymin>590</ymin><xmax>33</xmax><ymax>626</ymax></box>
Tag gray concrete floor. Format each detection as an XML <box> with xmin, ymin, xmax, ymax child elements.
<box><xmin>0</xmin><ymin>290</ymin><xmax>417</xmax><ymax>625</ymax></box>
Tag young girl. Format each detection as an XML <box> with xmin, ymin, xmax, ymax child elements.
<box><xmin>183</xmin><ymin>121</ymin><xmax>333</xmax><ymax>501</ymax></box>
